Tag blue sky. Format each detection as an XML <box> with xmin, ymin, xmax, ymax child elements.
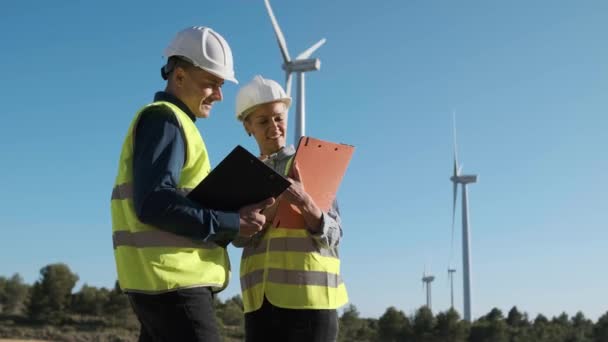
<box><xmin>1</xmin><ymin>0</ymin><xmax>606</xmax><ymax>321</ymax></box>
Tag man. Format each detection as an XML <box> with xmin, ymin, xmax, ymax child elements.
<box><xmin>233</xmin><ymin>76</ymin><xmax>348</xmax><ymax>342</ymax></box>
<box><xmin>110</xmin><ymin>27</ymin><xmax>273</xmax><ymax>342</ymax></box>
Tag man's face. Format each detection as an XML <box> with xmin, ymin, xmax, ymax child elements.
<box><xmin>244</xmin><ymin>101</ymin><xmax>288</xmax><ymax>156</ymax></box>
<box><xmin>177</xmin><ymin>67</ymin><xmax>225</xmax><ymax>118</ymax></box>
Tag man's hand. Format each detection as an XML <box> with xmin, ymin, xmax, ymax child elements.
<box><xmin>238</xmin><ymin>198</ymin><xmax>275</xmax><ymax>237</ymax></box>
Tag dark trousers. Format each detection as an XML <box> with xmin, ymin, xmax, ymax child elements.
<box><xmin>245</xmin><ymin>297</ymin><xmax>338</xmax><ymax>342</ymax></box>
<box><xmin>127</xmin><ymin>287</ymin><xmax>220</xmax><ymax>342</ymax></box>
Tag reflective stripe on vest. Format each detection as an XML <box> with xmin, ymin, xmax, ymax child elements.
<box><xmin>113</xmin><ymin>230</ymin><xmax>217</xmax><ymax>249</ymax></box>
<box><xmin>239</xmin><ymin>155</ymin><xmax>348</xmax><ymax>312</ymax></box>
<box><xmin>111</xmin><ymin>101</ymin><xmax>229</xmax><ymax>293</ymax></box>
<box><xmin>241</xmin><ymin>268</ymin><xmax>344</xmax><ymax>291</ymax></box>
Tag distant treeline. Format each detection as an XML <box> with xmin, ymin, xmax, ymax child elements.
<box><xmin>1</xmin><ymin>263</ymin><xmax>607</xmax><ymax>342</ymax></box>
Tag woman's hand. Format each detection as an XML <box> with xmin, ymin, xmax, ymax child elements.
<box><xmin>280</xmin><ymin>162</ymin><xmax>323</xmax><ymax>232</ymax></box>
<box><xmin>280</xmin><ymin>162</ymin><xmax>312</xmax><ymax>207</ymax></box>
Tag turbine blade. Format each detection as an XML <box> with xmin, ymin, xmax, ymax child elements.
<box><xmin>452</xmin><ymin>110</ymin><xmax>459</xmax><ymax>168</ymax></box>
<box><xmin>264</xmin><ymin>0</ymin><xmax>291</xmax><ymax>63</ymax></box>
<box><xmin>450</xmin><ymin>110</ymin><xmax>459</xmax><ymax>261</ymax></box>
<box><xmin>296</xmin><ymin>38</ymin><xmax>326</xmax><ymax>60</ymax></box>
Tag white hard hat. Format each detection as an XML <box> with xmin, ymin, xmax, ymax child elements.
<box><xmin>163</xmin><ymin>26</ymin><xmax>238</xmax><ymax>83</ymax></box>
<box><xmin>235</xmin><ymin>75</ymin><xmax>292</xmax><ymax>121</ymax></box>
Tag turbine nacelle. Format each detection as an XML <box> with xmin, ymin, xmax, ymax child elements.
<box><xmin>451</xmin><ymin>174</ymin><xmax>478</xmax><ymax>184</ymax></box>
<box><xmin>283</xmin><ymin>58</ymin><xmax>321</xmax><ymax>73</ymax></box>
<box><xmin>422</xmin><ymin>275</ymin><xmax>435</xmax><ymax>282</ymax></box>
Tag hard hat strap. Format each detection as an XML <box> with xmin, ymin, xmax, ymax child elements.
<box><xmin>161</xmin><ymin>58</ymin><xmax>176</xmax><ymax>80</ymax></box>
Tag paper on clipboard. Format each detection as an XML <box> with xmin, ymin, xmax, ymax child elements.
<box><xmin>272</xmin><ymin>136</ymin><xmax>355</xmax><ymax>229</ymax></box>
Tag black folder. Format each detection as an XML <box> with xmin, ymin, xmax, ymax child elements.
<box><xmin>187</xmin><ymin>145</ymin><xmax>290</xmax><ymax>212</ymax></box>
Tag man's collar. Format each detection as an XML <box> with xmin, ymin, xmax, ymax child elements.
<box><xmin>154</xmin><ymin>91</ymin><xmax>196</xmax><ymax>122</ymax></box>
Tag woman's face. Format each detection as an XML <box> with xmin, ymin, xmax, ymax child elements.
<box><xmin>244</xmin><ymin>101</ymin><xmax>288</xmax><ymax>156</ymax></box>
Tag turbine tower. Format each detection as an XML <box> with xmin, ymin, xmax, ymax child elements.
<box><xmin>264</xmin><ymin>0</ymin><xmax>326</xmax><ymax>144</ymax></box>
<box><xmin>450</xmin><ymin>114</ymin><xmax>478</xmax><ymax>322</ymax></box>
<box><xmin>422</xmin><ymin>272</ymin><xmax>435</xmax><ymax>310</ymax></box>
<box><xmin>448</xmin><ymin>268</ymin><xmax>456</xmax><ymax>310</ymax></box>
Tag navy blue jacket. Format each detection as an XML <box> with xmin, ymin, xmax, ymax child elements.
<box><xmin>132</xmin><ymin>92</ymin><xmax>240</xmax><ymax>244</ymax></box>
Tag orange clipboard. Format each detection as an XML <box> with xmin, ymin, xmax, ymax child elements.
<box><xmin>271</xmin><ymin>136</ymin><xmax>355</xmax><ymax>229</ymax></box>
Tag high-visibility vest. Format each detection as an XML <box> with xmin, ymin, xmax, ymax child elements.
<box><xmin>111</xmin><ymin>101</ymin><xmax>229</xmax><ymax>294</ymax></box>
<box><xmin>239</xmin><ymin>157</ymin><xmax>348</xmax><ymax>312</ymax></box>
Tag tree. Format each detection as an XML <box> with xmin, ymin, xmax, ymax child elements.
<box><xmin>593</xmin><ymin>311</ymin><xmax>608</xmax><ymax>342</ymax></box>
<box><xmin>377</xmin><ymin>306</ymin><xmax>410</xmax><ymax>342</ymax></box>
<box><xmin>507</xmin><ymin>306</ymin><xmax>527</xmax><ymax>327</ymax></box>
<box><xmin>338</xmin><ymin>304</ymin><xmax>376</xmax><ymax>342</ymax></box>
<box><xmin>412</xmin><ymin>306</ymin><xmax>435</xmax><ymax>341</ymax></box>
<box><xmin>71</xmin><ymin>284</ymin><xmax>109</xmax><ymax>316</ymax></box>
<box><xmin>506</xmin><ymin>306</ymin><xmax>532</xmax><ymax>342</ymax></box>
<box><xmin>572</xmin><ymin>311</ymin><xmax>592</xmax><ymax>328</ymax></box>
<box><xmin>484</xmin><ymin>308</ymin><xmax>504</xmax><ymax>322</ymax></box>
<box><xmin>554</xmin><ymin>312</ymin><xmax>570</xmax><ymax>327</ymax></box>
<box><xmin>0</xmin><ymin>276</ymin><xmax>6</xmax><ymax>313</ymax></box>
<box><xmin>531</xmin><ymin>313</ymin><xmax>567</xmax><ymax>342</ymax></box>
<box><xmin>469</xmin><ymin>308</ymin><xmax>508</xmax><ymax>342</ymax></box>
<box><xmin>469</xmin><ymin>320</ymin><xmax>509</xmax><ymax>342</ymax></box>
<box><xmin>547</xmin><ymin>312</ymin><xmax>571</xmax><ymax>341</ymax></box>
<box><xmin>217</xmin><ymin>295</ymin><xmax>244</xmax><ymax>327</ymax></box>
<box><xmin>103</xmin><ymin>281</ymin><xmax>134</xmax><ymax>324</ymax></box>
<box><xmin>469</xmin><ymin>321</ymin><xmax>508</xmax><ymax>342</ymax></box>
<box><xmin>211</xmin><ymin>295</ymin><xmax>245</xmax><ymax>339</ymax></box>
<box><xmin>28</xmin><ymin>263</ymin><xmax>79</xmax><ymax>322</ymax></box>
<box><xmin>435</xmin><ymin>308</ymin><xmax>466</xmax><ymax>342</ymax></box>
<box><xmin>569</xmin><ymin>311</ymin><xmax>593</xmax><ymax>342</ymax></box>
<box><xmin>0</xmin><ymin>273</ymin><xmax>29</xmax><ymax>314</ymax></box>
<box><xmin>226</xmin><ymin>294</ymin><xmax>243</xmax><ymax>309</ymax></box>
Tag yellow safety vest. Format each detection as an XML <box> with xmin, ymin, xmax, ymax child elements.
<box><xmin>239</xmin><ymin>158</ymin><xmax>348</xmax><ymax>312</ymax></box>
<box><xmin>111</xmin><ymin>101</ymin><xmax>229</xmax><ymax>294</ymax></box>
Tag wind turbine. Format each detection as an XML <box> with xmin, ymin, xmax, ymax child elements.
<box><xmin>422</xmin><ymin>271</ymin><xmax>435</xmax><ymax>311</ymax></box>
<box><xmin>264</xmin><ymin>0</ymin><xmax>326</xmax><ymax>145</ymax></box>
<box><xmin>450</xmin><ymin>113</ymin><xmax>478</xmax><ymax>322</ymax></box>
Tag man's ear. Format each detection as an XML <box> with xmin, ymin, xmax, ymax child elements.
<box><xmin>173</xmin><ymin>67</ymin><xmax>186</xmax><ymax>86</ymax></box>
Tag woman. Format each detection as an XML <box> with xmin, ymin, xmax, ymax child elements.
<box><xmin>233</xmin><ymin>75</ymin><xmax>348</xmax><ymax>342</ymax></box>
